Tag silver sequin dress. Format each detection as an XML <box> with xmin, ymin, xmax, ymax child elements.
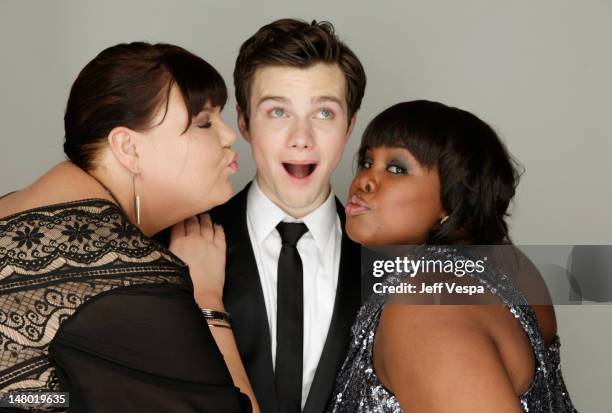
<box><xmin>328</xmin><ymin>246</ymin><xmax>577</xmax><ymax>412</ymax></box>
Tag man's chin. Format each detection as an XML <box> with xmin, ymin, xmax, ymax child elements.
<box><xmin>276</xmin><ymin>188</ymin><xmax>327</xmax><ymax>215</ymax></box>
<box><xmin>280</xmin><ymin>197</ymin><xmax>318</xmax><ymax>211</ymax></box>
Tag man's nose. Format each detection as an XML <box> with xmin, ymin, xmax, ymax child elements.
<box><xmin>288</xmin><ymin>119</ymin><xmax>314</xmax><ymax>149</ymax></box>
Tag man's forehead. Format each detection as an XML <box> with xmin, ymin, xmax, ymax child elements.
<box><xmin>250</xmin><ymin>63</ymin><xmax>346</xmax><ymax>104</ymax></box>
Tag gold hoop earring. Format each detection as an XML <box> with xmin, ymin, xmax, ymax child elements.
<box><xmin>132</xmin><ymin>174</ymin><xmax>141</xmax><ymax>225</ymax></box>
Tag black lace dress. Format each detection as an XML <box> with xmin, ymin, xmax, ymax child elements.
<box><xmin>0</xmin><ymin>199</ymin><xmax>251</xmax><ymax>412</ymax></box>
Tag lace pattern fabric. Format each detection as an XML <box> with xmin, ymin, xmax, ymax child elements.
<box><xmin>328</xmin><ymin>246</ymin><xmax>577</xmax><ymax>413</ymax></box>
<box><xmin>0</xmin><ymin>199</ymin><xmax>187</xmax><ymax>404</ymax></box>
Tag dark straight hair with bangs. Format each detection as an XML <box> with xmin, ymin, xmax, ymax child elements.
<box><xmin>63</xmin><ymin>42</ymin><xmax>227</xmax><ymax>171</ymax></box>
<box><xmin>358</xmin><ymin>100</ymin><xmax>522</xmax><ymax>244</ymax></box>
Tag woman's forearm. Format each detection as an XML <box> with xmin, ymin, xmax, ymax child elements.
<box><xmin>197</xmin><ymin>293</ymin><xmax>260</xmax><ymax>413</ymax></box>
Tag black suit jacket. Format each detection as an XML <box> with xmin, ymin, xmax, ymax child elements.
<box><xmin>209</xmin><ymin>182</ymin><xmax>361</xmax><ymax>413</ymax></box>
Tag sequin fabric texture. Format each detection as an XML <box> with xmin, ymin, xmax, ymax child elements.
<box><xmin>328</xmin><ymin>246</ymin><xmax>577</xmax><ymax>412</ymax></box>
<box><xmin>0</xmin><ymin>199</ymin><xmax>187</xmax><ymax>411</ymax></box>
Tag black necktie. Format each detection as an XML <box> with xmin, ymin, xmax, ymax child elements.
<box><xmin>275</xmin><ymin>222</ymin><xmax>309</xmax><ymax>413</ymax></box>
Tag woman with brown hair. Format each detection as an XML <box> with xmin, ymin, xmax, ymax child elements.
<box><xmin>0</xmin><ymin>42</ymin><xmax>255</xmax><ymax>412</ymax></box>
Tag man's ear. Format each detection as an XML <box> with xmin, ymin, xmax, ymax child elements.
<box><xmin>236</xmin><ymin>104</ymin><xmax>252</xmax><ymax>143</ymax></box>
<box><xmin>345</xmin><ymin>113</ymin><xmax>358</xmax><ymax>141</ymax></box>
<box><xmin>107</xmin><ymin>127</ymin><xmax>140</xmax><ymax>173</ymax></box>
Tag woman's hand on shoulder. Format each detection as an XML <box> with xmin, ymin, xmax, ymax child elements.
<box><xmin>373</xmin><ymin>304</ymin><xmax>523</xmax><ymax>413</ymax></box>
<box><xmin>169</xmin><ymin>213</ymin><xmax>226</xmax><ymax>306</ymax></box>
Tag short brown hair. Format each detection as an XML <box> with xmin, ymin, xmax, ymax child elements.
<box><xmin>233</xmin><ymin>19</ymin><xmax>366</xmax><ymax>125</ymax></box>
<box><xmin>64</xmin><ymin>42</ymin><xmax>227</xmax><ymax>171</ymax></box>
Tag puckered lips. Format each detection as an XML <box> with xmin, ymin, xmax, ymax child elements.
<box><xmin>282</xmin><ymin>160</ymin><xmax>318</xmax><ymax>184</ymax></box>
<box><xmin>228</xmin><ymin>152</ymin><xmax>239</xmax><ymax>172</ymax></box>
<box><xmin>345</xmin><ymin>194</ymin><xmax>371</xmax><ymax>216</ymax></box>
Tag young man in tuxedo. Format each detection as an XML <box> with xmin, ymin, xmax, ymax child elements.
<box><xmin>211</xmin><ymin>19</ymin><xmax>366</xmax><ymax>413</ymax></box>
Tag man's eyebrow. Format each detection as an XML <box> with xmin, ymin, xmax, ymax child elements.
<box><xmin>312</xmin><ymin>96</ymin><xmax>343</xmax><ymax>106</ymax></box>
<box><xmin>256</xmin><ymin>95</ymin><xmax>289</xmax><ymax>107</ymax></box>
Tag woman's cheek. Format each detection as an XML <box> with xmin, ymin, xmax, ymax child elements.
<box><xmin>207</xmin><ymin>142</ymin><xmax>225</xmax><ymax>170</ymax></box>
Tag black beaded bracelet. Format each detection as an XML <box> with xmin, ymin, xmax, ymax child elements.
<box><xmin>207</xmin><ymin>322</ymin><xmax>232</xmax><ymax>330</ymax></box>
<box><xmin>200</xmin><ymin>309</ymin><xmax>232</xmax><ymax>325</ymax></box>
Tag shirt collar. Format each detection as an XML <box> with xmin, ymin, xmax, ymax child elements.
<box><xmin>246</xmin><ymin>179</ymin><xmax>338</xmax><ymax>251</ymax></box>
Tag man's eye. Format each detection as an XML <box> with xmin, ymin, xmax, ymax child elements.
<box><xmin>387</xmin><ymin>165</ymin><xmax>407</xmax><ymax>175</ymax></box>
<box><xmin>270</xmin><ymin>108</ymin><xmax>286</xmax><ymax>118</ymax></box>
<box><xmin>316</xmin><ymin>108</ymin><xmax>334</xmax><ymax>120</ymax></box>
<box><xmin>358</xmin><ymin>159</ymin><xmax>372</xmax><ymax>169</ymax></box>
<box><xmin>197</xmin><ymin>121</ymin><xmax>212</xmax><ymax>129</ymax></box>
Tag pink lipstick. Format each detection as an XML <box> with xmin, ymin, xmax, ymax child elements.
<box><xmin>345</xmin><ymin>194</ymin><xmax>370</xmax><ymax>216</ymax></box>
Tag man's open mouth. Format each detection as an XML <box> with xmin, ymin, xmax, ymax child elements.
<box><xmin>282</xmin><ymin>162</ymin><xmax>317</xmax><ymax>179</ymax></box>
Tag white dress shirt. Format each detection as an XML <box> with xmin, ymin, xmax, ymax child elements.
<box><xmin>246</xmin><ymin>180</ymin><xmax>342</xmax><ymax>409</ymax></box>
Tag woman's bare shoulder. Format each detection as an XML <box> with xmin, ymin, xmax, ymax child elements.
<box><xmin>0</xmin><ymin>162</ymin><xmax>113</xmax><ymax>219</ymax></box>
<box><xmin>373</xmin><ymin>304</ymin><xmax>523</xmax><ymax>412</ymax></box>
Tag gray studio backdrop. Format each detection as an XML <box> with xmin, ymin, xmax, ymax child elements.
<box><xmin>1</xmin><ymin>0</ymin><xmax>611</xmax><ymax>410</ymax></box>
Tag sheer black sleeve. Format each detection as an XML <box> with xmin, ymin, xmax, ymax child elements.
<box><xmin>49</xmin><ymin>283</ymin><xmax>251</xmax><ymax>413</ymax></box>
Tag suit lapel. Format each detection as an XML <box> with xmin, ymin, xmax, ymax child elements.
<box><xmin>213</xmin><ymin>183</ymin><xmax>279</xmax><ymax>413</ymax></box>
<box><xmin>302</xmin><ymin>197</ymin><xmax>361</xmax><ymax>413</ymax></box>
